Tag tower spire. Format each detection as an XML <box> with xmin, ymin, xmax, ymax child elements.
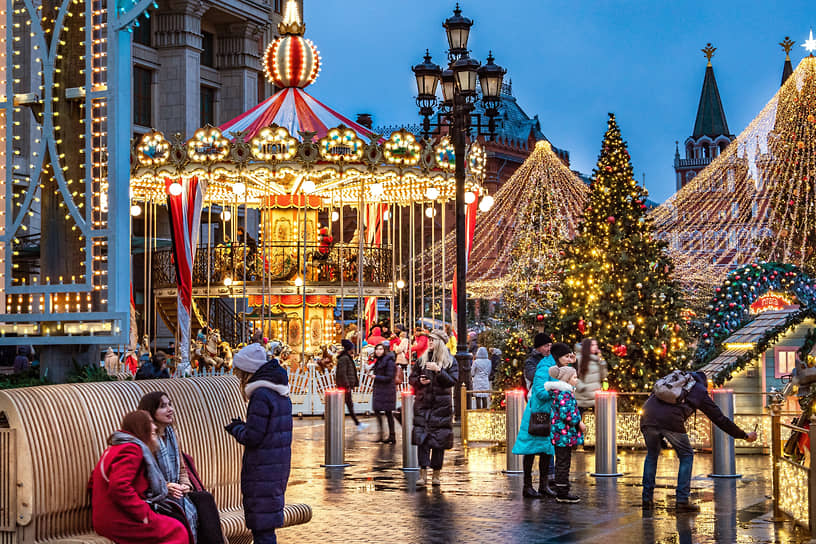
<box><xmin>693</xmin><ymin>43</ymin><xmax>730</xmax><ymax>139</ymax></box>
<box><xmin>780</xmin><ymin>36</ymin><xmax>795</xmax><ymax>86</ymax></box>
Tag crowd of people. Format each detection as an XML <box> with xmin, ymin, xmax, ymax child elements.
<box><xmin>86</xmin><ymin>321</ymin><xmax>764</xmax><ymax>544</ymax></box>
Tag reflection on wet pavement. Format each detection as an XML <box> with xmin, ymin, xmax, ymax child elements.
<box><xmin>278</xmin><ymin>418</ymin><xmax>810</xmax><ymax>543</ymax></box>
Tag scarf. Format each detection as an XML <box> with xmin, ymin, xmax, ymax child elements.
<box><xmin>107</xmin><ymin>431</ymin><xmax>168</xmax><ymax>504</ymax></box>
<box><xmin>155</xmin><ymin>426</ymin><xmax>181</xmax><ymax>484</ymax></box>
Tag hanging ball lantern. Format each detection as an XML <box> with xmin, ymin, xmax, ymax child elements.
<box><xmin>130</xmin><ymin>204</ymin><xmax>142</xmax><ymax>217</ymax></box>
<box><xmin>464</xmin><ymin>191</ymin><xmax>477</xmax><ymax>204</ymax></box>
<box><xmin>425</xmin><ymin>186</ymin><xmax>440</xmax><ymax>200</ymax></box>
<box><xmin>331</xmin><ymin>211</ymin><xmax>340</xmax><ymax>222</ymax></box>
<box><xmin>479</xmin><ymin>194</ymin><xmax>495</xmax><ymax>212</ymax></box>
<box><xmin>222</xmin><ymin>210</ymin><xmax>232</xmax><ymax>222</ymax></box>
<box><xmin>168</xmin><ymin>182</ymin><xmax>183</xmax><ymax>196</ymax></box>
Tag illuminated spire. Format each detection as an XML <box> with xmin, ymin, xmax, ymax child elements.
<box><xmin>278</xmin><ymin>0</ymin><xmax>306</xmax><ymax>36</ymax></box>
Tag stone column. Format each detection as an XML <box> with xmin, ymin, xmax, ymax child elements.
<box><xmin>154</xmin><ymin>0</ymin><xmax>207</xmax><ymax>138</ymax></box>
<box><xmin>216</xmin><ymin>22</ymin><xmax>263</xmax><ymax>123</ymax></box>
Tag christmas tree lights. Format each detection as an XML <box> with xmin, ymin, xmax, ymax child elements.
<box><xmin>559</xmin><ymin>114</ymin><xmax>689</xmax><ymax>398</ymax></box>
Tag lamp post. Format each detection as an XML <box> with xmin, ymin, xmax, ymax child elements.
<box><xmin>412</xmin><ymin>4</ymin><xmax>505</xmax><ymax>421</ymax></box>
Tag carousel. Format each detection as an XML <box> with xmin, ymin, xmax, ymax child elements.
<box><xmin>129</xmin><ymin>0</ymin><xmax>494</xmax><ymax>388</ymax></box>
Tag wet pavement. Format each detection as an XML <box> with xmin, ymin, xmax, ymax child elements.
<box><xmin>279</xmin><ymin>417</ymin><xmax>810</xmax><ymax>543</ymax></box>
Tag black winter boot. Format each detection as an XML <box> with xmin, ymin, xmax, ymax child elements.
<box><xmin>522</xmin><ymin>474</ymin><xmax>541</xmax><ymax>498</ymax></box>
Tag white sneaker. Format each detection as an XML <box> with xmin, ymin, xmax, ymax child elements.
<box><xmin>356</xmin><ymin>422</ymin><xmax>369</xmax><ymax>431</ymax></box>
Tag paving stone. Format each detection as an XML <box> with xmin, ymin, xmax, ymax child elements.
<box><xmin>278</xmin><ymin>418</ymin><xmax>810</xmax><ymax>543</ymax></box>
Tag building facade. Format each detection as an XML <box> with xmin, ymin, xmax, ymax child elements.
<box><xmin>131</xmin><ymin>0</ymin><xmax>300</xmax><ymax>140</ymax></box>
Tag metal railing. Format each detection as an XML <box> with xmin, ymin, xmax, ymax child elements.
<box><xmin>152</xmin><ymin>242</ymin><xmax>393</xmax><ymax>289</ymax></box>
<box><xmin>459</xmin><ymin>389</ymin><xmax>783</xmax><ymax>451</ymax></box>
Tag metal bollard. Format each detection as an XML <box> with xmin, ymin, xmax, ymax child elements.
<box><xmin>321</xmin><ymin>389</ymin><xmax>350</xmax><ymax>468</ymax></box>
<box><xmin>591</xmin><ymin>391</ymin><xmax>622</xmax><ymax>477</ymax></box>
<box><xmin>504</xmin><ymin>389</ymin><xmax>525</xmax><ymax>474</ymax></box>
<box><xmin>401</xmin><ymin>391</ymin><xmax>419</xmax><ymax>471</ymax></box>
<box><xmin>709</xmin><ymin>389</ymin><xmax>741</xmax><ymax>478</ymax></box>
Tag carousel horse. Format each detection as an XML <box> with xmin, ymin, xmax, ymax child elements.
<box><xmin>196</xmin><ymin>329</ymin><xmax>226</xmax><ymax>371</ymax></box>
<box><xmin>137</xmin><ymin>335</ymin><xmax>151</xmax><ymax>359</ymax></box>
<box><xmin>217</xmin><ymin>340</ymin><xmax>233</xmax><ymax>370</ymax></box>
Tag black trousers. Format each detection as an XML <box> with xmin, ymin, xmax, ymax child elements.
<box><xmin>344</xmin><ymin>390</ymin><xmax>360</xmax><ymax>425</ymax></box>
<box><xmin>418</xmin><ymin>444</ymin><xmax>445</xmax><ymax>470</ymax></box>
<box><xmin>554</xmin><ymin>446</ymin><xmax>572</xmax><ymax>489</ymax></box>
<box><xmin>475</xmin><ymin>396</ymin><xmax>488</xmax><ymax>409</ymax></box>
<box><xmin>522</xmin><ymin>453</ymin><xmax>552</xmax><ymax>485</ymax></box>
<box><xmin>375</xmin><ymin>410</ymin><xmax>394</xmax><ymax>436</ymax></box>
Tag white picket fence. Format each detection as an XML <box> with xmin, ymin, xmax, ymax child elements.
<box><xmin>182</xmin><ymin>363</ymin><xmax>410</xmax><ymax>416</ymax></box>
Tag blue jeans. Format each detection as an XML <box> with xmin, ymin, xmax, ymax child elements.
<box><xmin>252</xmin><ymin>529</ymin><xmax>277</xmax><ymax>544</ymax></box>
<box><xmin>641</xmin><ymin>426</ymin><xmax>694</xmax><ymax>502</ymax></box>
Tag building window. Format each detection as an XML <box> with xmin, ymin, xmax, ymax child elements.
<box><xmin>133</xmin><ymin>67</ymin><xmax>152</xmax><ymax>127</ymax></box>
<box><xmin>200</xmin><ymin>86</ymin><xmax>215</xmax><ymax>126</ymax></box>
<box><xmin>133</xmin><ymin>13</ymin><xmax>151</xmax><ymax>46</ymax></box>
<box><xmin>731</xmin><ymin>202</ymin><xmax>738</xmax><ymax>219</ymax></box>
<box><xmin>274</xmin><ymin>0</ymin><xmax>283</xmax><ymax>13</ymax></box>
<box><xmin>201</xmin><ymin>31</ymin><xmax>215</xmax><ymax>68</ymax></box>
<box><xmin>775</xmin><ymin>347</ymin><xmax>798</xmax><ymax>378</ymax></box>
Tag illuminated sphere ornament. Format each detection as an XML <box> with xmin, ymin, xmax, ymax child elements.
<box><xmin>264</xmin><ymin>36</ymin><xmax>320</xmax><ymax>88</ymax></box>
<box><xmin>222</xmin><ymin>210</ymin><xmax>232</xmax><ymax>222</ymax></box>
<box><xmin>168</xmin><ymin>182</ymin><xmax>183</xmax><ymax>196</ymax></box>
<box><xmin>331</xmin><ymin>211</ymin><xmax>340</xmax><ymax>222</ymax></box>
<box><xmin>464</xmin><ymin>191</ymin><xmax>476</xmax><ymax>204</ymax></box>
<box><xmin>479</xmin><ymin>194</ymin><xmax>495</xmax><ymax>212</ymax></box>
<box><xmin>130</xmin><ymin>204</ymin><xmax>142</xmax><ymax>217</ymax></box>
<box><xmin>396</xmin><ymin>279</ymin><xmax>406</xmax><ymax>289</ymax></box>
<box><xmin>301</xmin><ymin>179</ymin><xmax>316</xmax><ymax>193</ymax></box>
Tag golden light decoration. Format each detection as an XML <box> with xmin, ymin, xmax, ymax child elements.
<box><xmin>383</xmin><ymin>129</ymin><xmax>421</xmax><ymax>166</ymax></box>
<box><xmin>250</xmin><ymin>125</ymin><xmax>297</xmax><ymax>161</ymax></box>
<box><xmin>136</xmin><ymin>131</ymin><xmax>170</xmax><ymax>167</ymax></box>
<box><xmin>187</xmin><ymin>127</ymin><xmax>230</xmax><ymax>163</ymax></box>
<box><xmin>435</xmin><ymin>136</ymin><xmax>455</xmax><ymax>172</ymax></box>
<box><xmin>319</xmin><ymin>127</ymin><xmax>364</xmax><ymax>162</ymax></box>
<box><xmin>779</xmin><ymin>458</ymin><xmax>809</xmax><ymax>525</ymax></box>
<box><xmin>262</xmin><ymin>0</ymin><xmax>321</xmax><ymax>88</ymax></box>
<box><xmin>467</xmin><ymin>141</ymin><xmax>487</xmax><ymax>180</ymax></box>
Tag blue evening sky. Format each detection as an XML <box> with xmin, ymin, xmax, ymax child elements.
<box><xmin>306</xmin><ymin>1</ymin><xmax>813</xmax><ymax>204</ymax></box>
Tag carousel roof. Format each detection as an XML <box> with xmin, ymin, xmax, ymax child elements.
<box><xmin>220</xmin><ymin>87</ymin><xmax>380</xmax><ymax>143</ymax></box>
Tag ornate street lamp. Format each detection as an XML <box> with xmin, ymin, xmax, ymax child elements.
<box><xmin>412</xmin><ymin>4</ymin><xmax>505</xmax><ymax>420</ymax></box>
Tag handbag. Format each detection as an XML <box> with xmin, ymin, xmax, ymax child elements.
<box><xmin>394</xmin><ymin>365</ymin><xmax>404</xmax><ymax>386</ymax></box>
<box><xmin>528</xmin><ymin>412</ymin><xmax>551</xmax><ymax>437</ymax></box>
<box><xmin>153</xmin><ymin>499</ymin><xmax>194</xmax><ymax>544</ymax></box>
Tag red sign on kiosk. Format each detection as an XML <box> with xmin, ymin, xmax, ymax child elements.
<box><xmin>749</xmin><ymin>292</ymin><xmax>797</xmax><ymax>314</ymax></box>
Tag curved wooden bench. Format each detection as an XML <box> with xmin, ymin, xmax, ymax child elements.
<box><xmin>0</xmin><ymin>375</ymin><xmax>311</xmax><ymax>543</ymax></box>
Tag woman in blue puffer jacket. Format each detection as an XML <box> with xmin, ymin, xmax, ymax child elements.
<box><xmin>226</xmin><ymin>344</ymin><xmax>293</xmax><ymax>544</ymax></box>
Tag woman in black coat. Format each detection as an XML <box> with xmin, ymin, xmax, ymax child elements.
<box><xmin>409</xmin><ymin>329</ymin><xmax>458</xmax><ymax>487</ymax></box>
<box><xmin>371</xmin><ymin>343</ymin><xmax>397</xmax><ymax>444</ymax></box>
<box><xmin>226</xmin><ymin>344</ymin><xmax>292</xmax><ymax>544</ymax></box>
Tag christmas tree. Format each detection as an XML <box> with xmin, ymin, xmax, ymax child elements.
<box><xmin>558</xmin><ymin>114</ymin><xmax>690</xmax><ymax>397</ymax></box>
<box><xmin>491</xmin><ymin>328</ymin><xmax>533</xmax><ymax>408</ymax></box>
<box><xmin>500</xmin><ymin>142</ymin><xmax>570</xmax><ymax>326</ymax></box>
<box><xmin>758</xmin><ymin>57</ymin><xmax>816</xmax><ymax>272</ymax></box>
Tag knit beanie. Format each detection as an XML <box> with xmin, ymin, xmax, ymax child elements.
<box><xmin>341</xmin><ymin>339</ymin><xmax>355</xmax><ymax>353</ymax></box>
<box><xmin>533</xmin><ymin>333</ymin><xmax>553</xmax><ymax>349</ymax></box>
<box><xmin>233</xmin><ymin>343</ymin><xmax>268</xmax><ymax>374</ymax></box>
<box><xmin>429</xmin><ymin>328</ymin><xmax>449</xmax><ymax>345</ymax></box>
<box><xmin>549</xmin><ymin>365</ymin><xmax>577</xmax><ymax>383</ymax></box>
<box><xmin>550</xmin><ymin>342</ymin><xmax>573</xmax><ymax>362</ymax></box>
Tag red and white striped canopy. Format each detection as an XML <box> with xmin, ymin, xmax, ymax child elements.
<box><xmin>219</xmin><ymin>87</ymin><xmax>378</xmax><ymax>142</ymax></box>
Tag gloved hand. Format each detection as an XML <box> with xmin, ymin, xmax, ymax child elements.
<box><xmin>225</xmin><ymin>417</ymin><xmax>243</xmax><ymax>434</ymax></box>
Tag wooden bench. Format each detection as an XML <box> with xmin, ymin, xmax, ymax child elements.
<box><xmin>0</xmin><ymin>375</ymin><xmax>311</xmax><ymax>544</ymax></box>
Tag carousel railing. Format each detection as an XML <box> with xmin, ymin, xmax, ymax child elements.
<box><xmin>195</xmin><ymin>297</ymin><xmax>252</xmax><ymax>346</ymax></box>
<box><xmin>170</xmin><ymin>361</ymin><xmax>409</xmax><ymax>416</ymax></box>
<box><xmin>152</xmin><ymin>242</ymin><xmax>393</xmax><ymax>289</ymax></box>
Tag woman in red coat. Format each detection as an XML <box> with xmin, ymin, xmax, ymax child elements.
<box><xmin>91</xmin><ymin>410</ymin><xmax>190</xmax><ymax>544</ymax></box>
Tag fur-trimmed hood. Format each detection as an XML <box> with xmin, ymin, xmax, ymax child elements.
<box><xmin>544</xmin><ymin>380</ymin><xmax>575</xmax><ymax>392</ymax></box>
<box><xmin>245</xmin><ymin>380</ymin><xmax>289</xmax><ymax>398</ymax></box>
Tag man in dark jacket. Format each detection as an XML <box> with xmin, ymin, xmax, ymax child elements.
<box><xmin>640</xmin><ymin>371</ymin><xmax>757</xmax><ymax>512</ymax></box>
<box><xmin>524</xmin><ymin>333</ymin><xmax>553</xmax><ymax>390</ymax></box>
<box><xmin>336</xmin><ymin>339</ymin><xmax>366</xmax><ymax>429</ymax></box>
<box><xmin>226</xmin><ymin>345</ymin><xmax>292</xmax><ymax>544</ymax></box>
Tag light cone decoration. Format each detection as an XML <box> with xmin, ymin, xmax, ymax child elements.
<box><xmin>651</xmin><ymin>56</ymin><xmax>816</xmax><ymax>305</ymax></box>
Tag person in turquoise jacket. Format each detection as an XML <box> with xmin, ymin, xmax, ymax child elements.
<box><xmin>512</xmin><ymin>349</ymin><xmax>558</xmax><ymax>498</ymax></box>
